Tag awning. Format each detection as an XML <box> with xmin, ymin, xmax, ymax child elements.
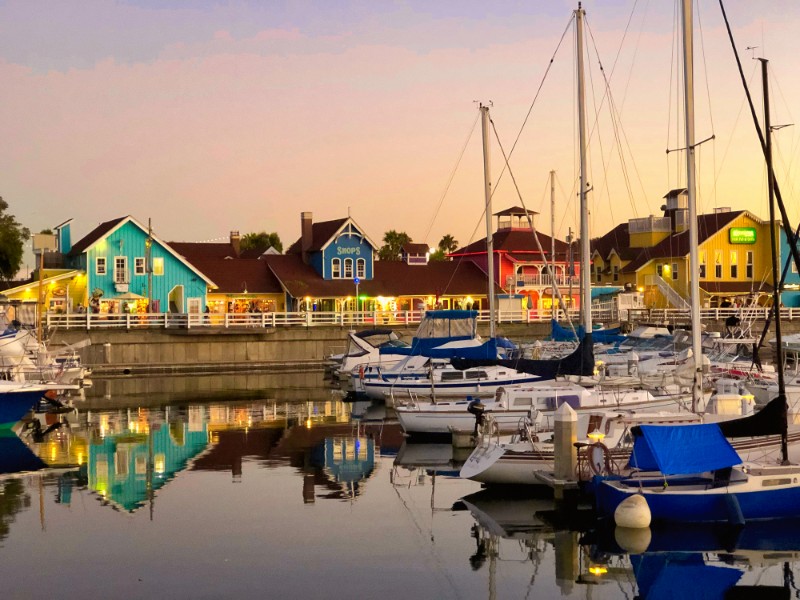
<box><xmin>629</xmin><ymin>423</ymin><xmax>742</xmax><ymax>475</ymax></box>
<box><xmin>590</xmin><ymin>286</ymin><xmax>623</xmax><ymax>299</ymax></box>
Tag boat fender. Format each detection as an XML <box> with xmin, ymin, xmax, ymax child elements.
<box><xmin>724</xmin><ymin>494</ymin><xmax>745</xmax><ymax>528</ymax></box>
<box><xmin>587</xmin><ymin>442</ymin><xmax>614</xmax><ymax>476</ymax></box>
<box><xmin>614</xmin><ymin>494</ymin><xmax>651</xmax><ymax>529</ymax></box>
<box><xmin>614</xmin><ymin>525</ymin><xmax>652</xmax><ymax>554</ymax></box>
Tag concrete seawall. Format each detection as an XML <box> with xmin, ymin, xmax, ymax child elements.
<box><xmin>50</xmin><ymin>319</ymin><xmax>787</xmax><ymax>376</ymax></box>
<box><xmin>51</xmin><ymin>323</ymin><xmax>553</xmax><ymax>375</ymax></box>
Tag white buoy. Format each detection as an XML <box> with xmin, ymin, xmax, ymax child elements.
<box><xmin>614</xmin><ymin>494</ymin><xmax>651</xmax><ymax>529</ymax></box>
<box><xmin>614</xmin><ymin>526</ymin><xmax>652</xmax><ymax>554</ymax></box>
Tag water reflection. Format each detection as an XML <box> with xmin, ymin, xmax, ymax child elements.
<box><xmin>22</xmin><ymin>397</ymin><xmax>405</xmax><ymax>514</ymax></box>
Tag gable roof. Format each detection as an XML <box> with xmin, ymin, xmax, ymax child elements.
<box><xmin>286</xmin><ymin>218</ymin><xmax>348</xmax><ymax>254</ymax></box>
<box><xmin>263</xmin><ymin>254</ymin><xmax>499</xmax><ymax>298</ymax></box>
<box><xmin>494</xmin><ymin>205</ymin><xmax>539</xmax><ymax>217</ymax></box>
<box><xmin>621</xmin><ymin>210</ymin><xmax>746</xmax><ymax>274</ymax></box>
<box><xmin>590</xmin><ymin>222</ymin><xmax>636</xmax><ymax>262</ymax></box>
<box><xmin>451</xmin><ymin>229</ymin><xmax>571</xmax><ymax>258</ymax></box>
<box><xmin>69</xmin><ymin>216</ymin><xmax>216</xmax><ymax>287</ymax></box>
<box><xmin>402</xmin><ymin>243</ymin><xmax>429</xmax><ymax>255</ymax></box>
<box><xmin>67</xmin><ymin>217</ymin><xmax>126</xmax><ymax>256</ymax></box>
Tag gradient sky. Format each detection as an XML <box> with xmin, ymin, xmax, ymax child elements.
<box><xmin>3</xmin><ymin>0</ymin><xmax>800</xmax><ymax>273</ymax></box>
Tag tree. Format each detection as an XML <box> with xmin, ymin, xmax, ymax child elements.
<box><xmin>438</xmin><ymin>234</ymin><xmax>459</xmax><ymax>254</ymax></box>
<box><xmin>0</xmin><ymin>197</ymin><xmax>30</xmax><ymax>281</ymax></box>
<box><xmin>378</xmin><ymin>230</ymin><xmax>411</xmax><ymax>261</ymax></box>
<box><xmin>241</xmin><ymin>231</ymin><xmax>283</xmax><ymax>253</ymax></box>
<box><xmin>429</xmin><ymin>234</ymin><xmax>458</xmax><ymax>262</ymax></box>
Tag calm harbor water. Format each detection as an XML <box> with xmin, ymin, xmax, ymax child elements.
<box><xmin>2</xmin><ymin>372</ymin><xmax>799</xmax><ymax>599</ymax></box>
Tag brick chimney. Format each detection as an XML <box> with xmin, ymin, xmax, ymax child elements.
<box><xmin>230</xmin><ymin>230</ymin><xmax>241</xmax><ymax>257</ymax></box>
<box><xmin>301</xmin><ymin>212</ymin><xmax>313</xmax><ymax>264</ymax></box>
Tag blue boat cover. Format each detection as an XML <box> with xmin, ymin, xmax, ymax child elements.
<box><xmin>421</xmin><ymin>309</ymin><xmax>477</xmax><ymax>320</ymax></box>
<box><xmin>629</xmin><ymin>424</ymin><xmax>742</xmax><ymax>475</ymax></box>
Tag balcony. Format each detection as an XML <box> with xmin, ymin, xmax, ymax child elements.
<box><xmin>507</xmin><ymin>274</ymin><xmax>572</xmax><ymax>289</ymax></box>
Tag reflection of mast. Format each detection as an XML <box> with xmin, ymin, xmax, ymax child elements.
<box><xmin>147</xmin><ymin>418</ymin><xmax>154</xmax><ymax>521</ymax></box>
<box><xmin>39</xmin><ymin>477</ymin><xmax>45</xmax><ymax>531</ymax></box>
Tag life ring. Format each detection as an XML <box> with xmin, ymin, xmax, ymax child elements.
<box><xmin>586</xmin><ymin>442</ymin><xmax>614</xmax><ymax>476</ymax></box>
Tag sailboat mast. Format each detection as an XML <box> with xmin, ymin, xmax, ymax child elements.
<box><xmin>576</xmin><ymin>4</ymin><xmax>591</xmax><ymax>334</ymax></box>
<box><xmin>550</xmin><ymin>169</ymin><xmax>556</xmax><ymax>321</ymax></box>
<box><xmin>681</xmin><ymin>0</ymin><xmax>704</xmax><ymax>412</ymax></box>
<box><xmin>480</xmin><ymin>104</ymin><xmax>496</xmax><ymax>339</ymax></box>
<box><xmin>760</xmin><ymin>57</ymin><xmax>788</xmax><ymax>463</ymax></box>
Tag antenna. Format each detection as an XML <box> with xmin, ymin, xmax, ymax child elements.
<box><xmin>746</xmin><ymin>45</ymin><xmax>759</xmax><ymax>59</ymax></box>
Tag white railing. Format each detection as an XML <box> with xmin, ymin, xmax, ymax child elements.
<box><xmin>506</xmin><ymin>274</ymin><xmax>574</xmax><ymax>288</ymax></box>
<box><xmin>41</xmin><ymin>305</ymin><xmax>795</xmax><ymax>331</ymax></box>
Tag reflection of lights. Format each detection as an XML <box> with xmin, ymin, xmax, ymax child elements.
<box><xmin>76</xmin><ymin>452</ymin><xmax>84</xmax><ymax>465</ymax></box>
<box><xmin>589</xmin><ymin>565</ymin><xmax>608</xmax><ymax>576</ymax></box>
<box><xmin>305</xmin><ymin>418</ymin><xmax>312</xmax><ymax>429</ymax></box>
<box><xmin>637</xmin><ymin>286</ymin><xmax>644</xmax><ymax>292</ymax></box>
<box><xmin>49</xmin><ymin>443</ymin><xmax>58</xmax><ymax>462</ymax></box>
<box><xmin>155</xmin><ymin>453</ymin><xmax>166</xmax><ymax>474</ymax></box>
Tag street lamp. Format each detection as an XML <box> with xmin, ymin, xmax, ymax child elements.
<box><xmin>354</xmin><ymin>277</ymin><xmax>360</xmax><ymax>321</ymax></box>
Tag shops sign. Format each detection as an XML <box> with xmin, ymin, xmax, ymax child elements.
<box><xmin>729</xmin><ymin>227</ymin><xmax>756</xmax><ymax>244</ymax></box>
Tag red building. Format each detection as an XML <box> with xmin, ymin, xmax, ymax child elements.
<box><xmin>448</xmin><ymin>206</ymin><xmax>581</xmax><ymax>312</ymax></box>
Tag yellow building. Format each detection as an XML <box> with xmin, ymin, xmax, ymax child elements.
<box><xmin>591</xmin><ymin>190</ymin><xmax>774</xmax><ymax>308</ymax></box>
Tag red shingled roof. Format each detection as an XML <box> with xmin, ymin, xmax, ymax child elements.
<box><xmin>68</xmin><ymin>217</ymin><xmax>127</xmax><ymax>257</ymax></box>
<box><xmin>181</xmin><ymin>258</ymin><xmax>283</xmax><ymax>294</ymax></box>
<box><xmin>286</xmin><ymin>218</ymin><xmax>349</xmax><ymax>254</ymax></box>
<box><xmin>170</xmin><ymin>241</ymin><xmax>239</xmax><ymax>260</ymax></box>
<box><xmin>263</xmin><ymin>254</ymin><xmax>498</xmax><ymax>298</ymax></box>
<box><xmin>452</xmin><ymin>229</ymin><xmax>570</xmax><ymax>257</ymax></box>
<box><xmin>621</xmin><ymin>211</ymin><xmax>745</xmax><ymax>274</ymax></box>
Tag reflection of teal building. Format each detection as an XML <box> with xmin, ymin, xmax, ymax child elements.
<box><xmin>320</xmin><ymin>437</ymin><xmax>375</xmax><ymax>489</ymax></box>
<box><xmin>88</xmin><ymin>422</ymin><xmax>209</xmax><ymax>512</ymax></box>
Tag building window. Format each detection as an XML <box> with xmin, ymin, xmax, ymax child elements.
<box><xmin>730</xmin><ymin>251</ymin><xmax>738</xmax><ymax>279</ymax></box>
<box><xmin>332</xmin><ymin>258</ymin><xmax>341</xmax><ymax>278</ymax></box>
<box><xmin>746</xmin><ymin>251</ymin><xmax>753</xmax><ymax>278</ymax></box>
<box><xmin>114</xmin><ymin>256</ymin><xmax>128</xmax><ymax>284</ymax></box>
<box><xmin>715</xmin><ymin>250</ymin><xmax>722</xmax><ymax>279</ymax></box>
<box><xmin>153</xmin><ymin>257</ymin><xmax>164</xmax><ymax>276</ymax></box>
<box><xmin>612</xmin><ymin>265</ymin><xmax>619</xmax><ymax>282</ymax></box>
<box><xmin>356</xmin><ymin>258</ymin><xmax>366</xmax><ymax>278</ymax></box>
<box><xmin>96</xmin><ymin>257</ymin><xmax>107</xmax><ymax>276</ymax></box>
<box><xmin>657</xmin><ymin>264</ymin><xmax>663</xmax><ymax>277</ymax></box>
<box><xmin>671</xmin><ymin>263</ymin><xmax>678</xmax><ymax>281</ymax></box>
<box><xmin>135</xmin><ymin>257</ymin><xmax>145</xmax><ymax>275</ymax></box>
<box><xmin>595</xmin><ymin>266</ymin><xmax>602</xmax><ymax>283</ymax></box>
<box><xmin>344</xmin><ymin>258</ymin><xmax>353</xmax><ymax>278</ymax></box>
<box><xmin>699</xmin><ymin>251</ymin><xmax>706</xmax><ymax>278</ymax></box>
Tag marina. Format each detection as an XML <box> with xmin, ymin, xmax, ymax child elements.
<box><xmin>1</xmin><ymin>373</ymin><xmax>800</xmax><ymax>599</ymax></box>
<box><xmin>6</xmin><ymin>0</ymin><xmax>800</xmax><ymax>597</ymax></box>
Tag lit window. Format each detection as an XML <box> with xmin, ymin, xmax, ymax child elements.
<box><xmin>344</xmin><ymin>258</ymin><xmax>353</xmax><ymax>278</ymax></box>
<box><xmin>153</xmin><ymin>257</ymin><xmax>164</xmax><ymax>276</ymax></box>
<box><xmin>356</xmin><ymin>258</ymin><xmax>366</xmax><ymax>278</ymax></box>
<box><xmin>332</xmin><ymin>258</ymin><xmax>341</xmax><ymax>278</ymax></box>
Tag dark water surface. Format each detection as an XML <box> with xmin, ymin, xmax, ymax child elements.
<box><xmin>2</xmin><ymin>372</ymin><xmax>799</xmax><ymax>599</ymax></box>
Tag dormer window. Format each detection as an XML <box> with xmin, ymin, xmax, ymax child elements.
<box><xmin>332</xmin><ymin>258</ymin><xmax>341</xmax><ymax>278</ymax></box>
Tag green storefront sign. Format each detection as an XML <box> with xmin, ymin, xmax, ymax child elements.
<box><xmin>729</xmin><ymin>227</ymin><xmax>756</xmax><ymax>244</ymax></box>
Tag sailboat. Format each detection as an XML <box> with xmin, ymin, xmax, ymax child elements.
<box><xmin>591</xmin><ymin>0</ymin><xmax>800</xmax><ymax>526</ymax></box>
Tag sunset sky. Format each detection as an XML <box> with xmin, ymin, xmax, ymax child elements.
<box><xmin>3</xmin><ymin>0</ymin><xmax>800</xmax><ymax>272</ymax></box>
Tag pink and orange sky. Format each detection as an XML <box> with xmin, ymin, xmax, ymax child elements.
<box><xmin>3</xmin><ymin>0</ymin><xmax>800</xmax><ymax>271</ymax></box>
